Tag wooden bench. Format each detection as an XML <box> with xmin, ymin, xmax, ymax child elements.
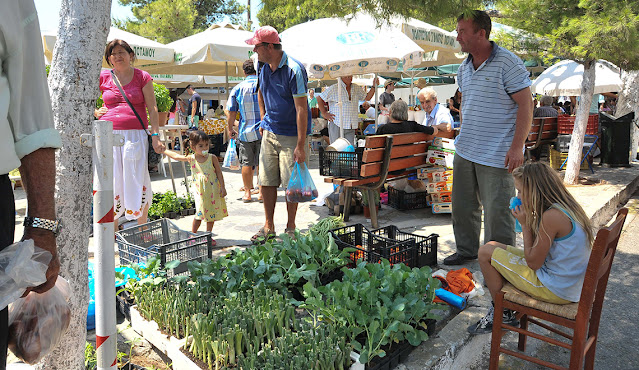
<box><xmin>323</xmin><ymin>132</ymin><xmax>434</xmax><ymax>228</ymax></box>
<box><xmin>525</xmin><ymin>116</ymin><xmax>558</xmax><ymax>160</ymax></box>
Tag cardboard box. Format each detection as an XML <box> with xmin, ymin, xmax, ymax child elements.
<box><xmin>426</xmin><ymin>147</ymin><xmax>455</xmax><ymax>169</ymax></box>
<box><xmin>417</xmin><ymin>168</ymin><xmax>453</xmax><ymax>182</ymax></box>
<box><xmin>433</xmin><ymin>137</ymin><xmax>456</xmax><ymax>150</ymax></box>
<box><xmin>432</xmin><ymin>203</ymin><xmax>452</xmax><ymax>214</ymax></box>
<box><xmin>427</xmin><ymin>181</ymin><xmax>453</xmax><ymax>194</ymax></box>
<box><xmin>430</xmin><ymin>192</ymin><xmax>452</xmax><ymax>203</ymax></box>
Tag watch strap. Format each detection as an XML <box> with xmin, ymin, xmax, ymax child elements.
<box><xmin>24</xmin><ymin>216</ymin><xmax>61</xmax><ymax>235</ymax></box>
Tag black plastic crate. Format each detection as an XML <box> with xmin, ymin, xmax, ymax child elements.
<box><xmin>330</xmin><ymin>224</ymin><xmax>417</xmax><ymax>267</ymax></box>
<box><xmin>371</xmin><ymin>225</ymin><xmax>438</xmax><ymax>267</ymax></box>
<box><xmin>116</xmin><ymin>218</ymin><xmax>213</xmax><ymax>276</ymax></box>
<box><xmin>555</xmin><ymin>134</ymin><xmax>598</xmax><ymax>153</ymax></box>
<box><xmin>387</xmin><ymin>187</ymin><xmax>429</xmax><ymax>210</ymax></box>
<box><xmin>319</xmin><ymin>147</ymin><xmax>364</xmax><ymax>178</ymax></box>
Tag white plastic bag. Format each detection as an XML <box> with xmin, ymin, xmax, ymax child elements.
<box><xmin>0</xmin><ymin>240</ymin><xmax>51</xmax><ymax>311</ymax></box>
<box><xmin>222</xmin><ymin>139</ymin><xmax>240</xmax><ymax>170</ymax></box>
<box><xmin>8</xmin><ymin>277</ymin><xmax>72</xmax><ymax>364</ymax></box>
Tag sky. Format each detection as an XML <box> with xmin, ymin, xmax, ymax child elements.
<box><xmin>34</xmin><ymin>0</ymin><xmax>260</xmax><ymax>33</ymax></box>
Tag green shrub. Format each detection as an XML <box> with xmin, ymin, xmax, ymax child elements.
<box><xmin>153</xmin><ymin>83</ymin><xmax>173</xmax><ymax>112</ymax></box>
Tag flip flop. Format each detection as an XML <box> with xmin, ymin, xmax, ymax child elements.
<box><xmin>251</xmin><ymin>188</ymin><xmax>260</xmax><ymax>195</ymax></box>
<box><xmin>242</xmin><ymin>195</ymin><xmax>252</xmax><ymax>203</ymax></box>
<box><xmin>251</xmin><ymin>227</ymin><xmax>276</xmax><ymax>244</ymax></box>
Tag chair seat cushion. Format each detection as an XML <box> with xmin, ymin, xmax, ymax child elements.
<box><xmin>502</xmin><ymin>283</ymin><xmax>579</xmax><ymax>320</ymax></box>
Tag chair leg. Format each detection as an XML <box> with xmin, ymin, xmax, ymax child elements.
<box><xmin>490</xmin><ymin>294</ymin><xmax>506</xmax><ymax>370</ymax></box>
<box><xmin>518</xmin><ymin>314</ymin><xmax>528</xmax><ymax>351</ymax></box>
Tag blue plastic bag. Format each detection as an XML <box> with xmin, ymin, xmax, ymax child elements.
<box><xmin>286</xmin><ymin>162</ymin><xmax>318</xmax><ymax>203</ymax></box>
<box><xmin>222</xmin><ymin>139</ymin><xmax>240</xmax><ymax>170</ymax></box>
<box><xmin>509</xmin><ymin>197</ymin><xmax>523</xmax><ymax>232</ymax></box>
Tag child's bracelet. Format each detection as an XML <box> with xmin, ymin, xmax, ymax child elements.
<box><xmin>151</xmin><ymin>133</ymin><xmax>159</xmax><ymax>137</ymax></box>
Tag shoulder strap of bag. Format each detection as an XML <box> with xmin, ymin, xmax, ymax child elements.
<box><xmin>110</xmin><ymin>69</ymin><xmax>149</xmax><ymax>135</ymax></box>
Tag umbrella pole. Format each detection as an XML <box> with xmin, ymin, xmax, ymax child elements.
<box><xmin>410</xmin><ymin>71</ymin><xmax>415</xmax><ymax>106</ymax></box>
<box><xmin>374</xmin><ymin>73</ymin><xmax>379</xmax><ymax>131</ymax></box>
<box><xmin>225</xmin><ymin>62</ymin><xmax>229</xmax><ymax>105</ymax></box>
<box><xmin>338</xmin><ymin>77</ymin><xmax>344</xmax><ymax>140</ymax></box>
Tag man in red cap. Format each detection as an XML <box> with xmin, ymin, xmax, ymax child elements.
<box><xmin>245</xmin><ymin>26</ymin><xmax>312</xmax><ymax>243</ymax></box>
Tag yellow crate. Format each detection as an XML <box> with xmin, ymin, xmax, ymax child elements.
<box><xmin>549</xmin><ymin>148</ymin><xmax>589</xmax><ymax>170</ymax></box>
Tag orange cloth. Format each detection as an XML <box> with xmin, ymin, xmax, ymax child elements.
<box><xmin>434</xmin><ymin>268</ymin><xmax>475</xmax><ymax>304</ymax></box>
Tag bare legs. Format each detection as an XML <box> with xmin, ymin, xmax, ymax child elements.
<box><xmin>192</xmin><ymin>218</ymin><xmax>214</xmax><ymax>233</ymax></box>
<box><xmin>241</xmin><ymin>165</ymin><xmax>254</xmax><ymax>201</ymax></box>
<box><xmin>261</xmin><ymin>185</ymin><xmax>298</xmax><ymax>233</ymax></box>
<box><xmin>478</xmin><ymin>241</ymin><xmax>509</xmax><ymax>300</ymax></box>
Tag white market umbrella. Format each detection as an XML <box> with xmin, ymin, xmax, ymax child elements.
<box><xmin>400</xmin><ymin>18</ymin><xmax>466</xmax><ymax>68</ymax></box>
<box><xmin>281</xmin><ymin>14</ymin><xmax>424</xmax><ymax>137</ymax></box>
<box><xmin>141</xmin><ymin>26</ymin><xmax>254</xmax><ymax>77</ymax></box>
<box><xmin>531</xmin><ymin>59</ymin><xmax>622</xmax><ymax>96</ymax></box>
<box><xmin>42</xmin><ymin>27</ymin><xmax>174</xmax><ymax>68</ymax></box>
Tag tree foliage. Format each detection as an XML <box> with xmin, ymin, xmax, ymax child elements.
<box><xmin>257</xmin><ymin>0</ymin><xmax>488</xmax><ymax>32</ymax></box>
<box><xmin>115</xmin><ymin>0</ymin><xmax>198</xmax><ymax>43</ymax></box>
<box><xmin>116</xmin><ymin>0</ymin><xmax>246</xmax><ymax>42</ymax></box>
<box><xmin>496</xmin><ymin>0</ymin><xmax>639</xmax><ymax>70</ymax></box>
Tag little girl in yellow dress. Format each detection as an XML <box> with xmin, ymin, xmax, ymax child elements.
<box><xmin>164</xmin><ymin>130</ymin><xmax>227</xmax><ymax>244</ymax></box>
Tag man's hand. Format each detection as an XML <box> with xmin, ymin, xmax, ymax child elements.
<box><xmin>294</xmin><ymin>143</ymin><xmax>306</xmax><ymax>164</ymax></box>
<box><xmin>323</xmin><ymin>111</ymin><xmax>335</xmax><ymax>122</ymax></box>
<box><xmin>504</xmin><ymin>146</ymin><xmax>525</xmax><ymax>173</ymax></box>
<box><xmin>22</xmin><ymin>228</ymin><xmax>59</xmax><ymax>295</ymax></box>
<box><xmin>227</xmin><ymin>128</ymin><xmax>237</xmax><ymax>139</ymax></box>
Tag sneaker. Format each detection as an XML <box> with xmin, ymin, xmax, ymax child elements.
<box><xmin>467</xmin><ymin>307</ymin><xmax>519</xmax><ymax>335</ymax></box>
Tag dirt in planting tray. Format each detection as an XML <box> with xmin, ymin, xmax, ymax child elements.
<box><xmin>123</xmin><ymin>355</ymin><xmax>171</xmax><ymax>370</ymax></box>
<box><xmin>180</xmin><ymin>345</ymin><xmax>210</xmax><ymax>369</ymax></box>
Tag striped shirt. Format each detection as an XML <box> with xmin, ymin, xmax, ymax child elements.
<box><xmin>318</xmin><ymin>80</ymin><xmax>366</xmax><ymax>130</ymax></box>
<box><xmin>454</xmin><ymin>42</ymin><xmax>531</xmax><ymax>168</ymax></box>
<box><xmin>227</xmin><ymin>75</ymin><xmax>262</xmax><ymax>142</ymax></box>
<box><xmin>258</xmin><ymin>51</ymin><xmax>311</xmax><ymax>137</ymax></box>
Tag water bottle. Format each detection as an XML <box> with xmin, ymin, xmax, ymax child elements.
<box><xmin>509</xmin><ymin>197</ymin><xmax>523</xmax><ymax>232</ymax></box>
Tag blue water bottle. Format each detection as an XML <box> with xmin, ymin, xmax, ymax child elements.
<box><xmin>509</xmin><ymin>197</ymin><xmax>523</xmax><ymax>232</ymax></box>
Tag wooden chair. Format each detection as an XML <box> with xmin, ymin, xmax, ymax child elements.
<box><xmin>489</xmin><ymin>208</ymin><xmax>628</xmax><ymax>370</ymax></box>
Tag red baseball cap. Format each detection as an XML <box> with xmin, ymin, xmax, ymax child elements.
<box><xmin>245</xmin><ymin>26</ymin><xmax>281</xmax><ymax>45</ymax></box>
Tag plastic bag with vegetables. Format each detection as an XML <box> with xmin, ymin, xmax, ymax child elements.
<box><xmin>0</xmin><ymin>239</ymin><xmax>52</xmax><ymax>311</ymax></box>
<box><xmin>286</xmin><ymin>162</ymin><xmax>318</xmax><ymax>203</ymax></box>
<box><xmin>8</xmin><ymin>276</ymin><xmax>72</xmax><ymax>364</ymax></box>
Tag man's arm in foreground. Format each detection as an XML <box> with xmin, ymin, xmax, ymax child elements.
<box><xmin>19</xmin><ymin>148</ymin><xmax>59</xmax><ymax>293</ymax></box>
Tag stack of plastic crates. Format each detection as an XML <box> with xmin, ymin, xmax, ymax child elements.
<box><xmin>330</xmin><ymin>224</ymin><xmax>438</xmax><ymax>268</ymax></box>
<box><xmin>116</xmin><ymin>218</ymin><xmax>213</xmax><ymax>276</ymax></box>
<box><xmin>370</xmin><ymin>225</ymin><xmax>438</xmax><ymax>267</ymax></box>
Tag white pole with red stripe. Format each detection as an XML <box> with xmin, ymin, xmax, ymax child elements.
<box><xmin>92</xmin><ymin>120</ymin><xmax>118</xmax><ymax>369</ymax></box>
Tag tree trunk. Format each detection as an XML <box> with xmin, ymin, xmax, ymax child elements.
<box><xmin>564</xmin><ymin>60</ymin><xmax>596</xmax><ymax>184</ymax></box>
<box><xmin>616</xmin><ymin>70</ymin><xmax>639</xmax><ymax>162</ymax></box>
<box><xmin>35</xmin><ymin>1</ymin><xmax>110</xmax><ymax>369</ymax></box>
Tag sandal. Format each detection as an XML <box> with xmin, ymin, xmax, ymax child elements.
<box><xmin>284</xmin><ymin>227</ymin><xmax>296</xmax><ymax>239</ymax></box>
<box><xmin>251</xmin><ymin>227</ymin><xmax>276</xmax><ymax>244</ymax></box>
<box><xmin>242</xmin><ymin>195</ymin><xmax>252</xmax><ymax>203</ymax></box>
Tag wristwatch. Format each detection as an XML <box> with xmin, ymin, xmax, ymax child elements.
<box><xmin>23</xmin><ymin>216</ymin><xmax>61</xmax><ymax>236</ymax></box>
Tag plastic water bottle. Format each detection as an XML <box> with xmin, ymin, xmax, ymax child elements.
<box><xmin>509</xmin><ymin>197</ymin><xmax>523</xmax><ymax>232</ymax></box>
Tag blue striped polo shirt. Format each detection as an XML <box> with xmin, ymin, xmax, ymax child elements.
<box><xmin>226</xmin><ymin>75</ymin><xmax>262</xmax><ymax>142</ymax></box>
<box><xmin>454</xmin><ymin>42</ymin><xmax>531</xmax><ymax>168</ymax></box>
<box><xmin>259</xmin><ymin>51</ymin><xmax>312</xmax><ymax>137</ymax></box>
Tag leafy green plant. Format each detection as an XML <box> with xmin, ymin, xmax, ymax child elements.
<box><xmin>85</xmin><ymin>342</ymin><xmax>97</xmax><ymax>370</ymax></box>
<box><xmin>299</xmin><ymin>261</ymin><xmax>442</xmax><ymax>364</ymax></box>
<box><xmin>96</xmin><ymin>93</ymin><xmax>103</xmax><ymax>109</ymax></box>
<box><xmin>153</xmin><ymin>82</ymin><xmax>173</xmax><ymax>112</ymax></box>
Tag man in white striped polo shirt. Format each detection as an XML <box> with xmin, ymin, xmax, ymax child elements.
<box><xmin>444</xmin><ymin>10</ymin><xmax>533</xmax><ymax>266</ymax></box>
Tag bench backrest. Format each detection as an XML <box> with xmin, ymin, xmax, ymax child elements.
<box><xmin>526</xmin><ymin>116</ymin><xmax>558</xmax><ymax>147</ymax></box>
<box><xmin>360</xmin><ymin>132</ymin><xmax>431</xmax><ymax>178</ymax></box>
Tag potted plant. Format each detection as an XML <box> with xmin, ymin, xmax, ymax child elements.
<box><xmin>153</xmin><ymin>82</ymin><xmax>173</xmax><ymax>127</ymax></box>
